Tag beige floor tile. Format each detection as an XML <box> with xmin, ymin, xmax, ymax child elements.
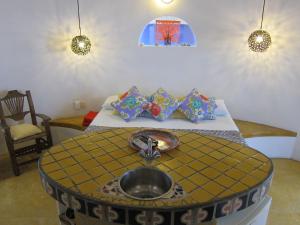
<box><xmin>267</xmin><ymin>159</ymin><xmax>300</xmax><ymax>225</ymax></box>
<box><xmin>0</xmin><ymin>154</ymin><xmax>59</xmax><ymax>224</ymax></box>
<box><xmin>0</xmin><ymin>218</ymin><xmax>59</xmax><ymax>225</ymax></box>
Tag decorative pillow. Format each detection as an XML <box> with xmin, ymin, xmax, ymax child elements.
<box><xmin>119</xmin><ymin>86</ymin><xmax>140</xmax><ymax>100</ymax></box>
<box><xmin>111</xmin><ymin>87</ymin><xmax>148</xmax><ymax>121</ymax></box>
<box><xmin>146</xmin><ymin>88</ymin><xmax>182</xmax><ymax>121</ymax></box>
<box><xmin>102</xmin><ymin>87</ymin><xmax>140</xmax><ymax>110</ymax></box>
<box><xmin>178</xmin><ymin>89</ymin><xmax>217</xmax><ymax>122</ymax></box>
<box><xmin>102</xmin><ymin>95</ymin><xmax>119</xmax><ymax>110</ymax></box>
<box><xmin>215</xmin><ymin>105</ymin><xmax>227</xmax><ymax>116</ymax></box>
<box><xmin>140</xmin><ymin>109</ymin><xmax>186</xmax><ymax>119</ymax></box>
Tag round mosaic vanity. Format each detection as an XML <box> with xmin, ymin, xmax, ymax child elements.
<box><xmin>39</xmin><ymin>128</ymin><xmax>273</xmax><ymax>225</ymax></box>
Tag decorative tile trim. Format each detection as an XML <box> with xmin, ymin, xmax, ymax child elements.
<box><xmin>102</xmin><ymin>178</ymin><xmax>185</xmax><ymax>200</ymax></box>
<box><xmin>40</xmin><ymin>166</ymin><xmax>272</xmax><ymax>225</ymax></box>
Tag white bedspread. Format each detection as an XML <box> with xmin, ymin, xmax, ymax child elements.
<box><xmin>90</xmin><ymin>100</ymin><xmax>239</xmax><ymax>131</ymax></box>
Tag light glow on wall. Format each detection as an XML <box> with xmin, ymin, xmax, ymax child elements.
<box><xmin>208</xmin><ymin>5</ymin><xmax>299</xmax><ymax>88</ymax></box>
<box><xmin>44</xmin><ymin>17</ymin><xmax>117</xmax><ymax>75</ymax></box>
<box><xmin>154</xmin><ymin>0</ymin><xmax>177</xmax><ymax>9</ymax></box>
<box><xmin>161</xmin><ymin>0</ymin><xmax>174</xmax><ymax>4</ymax></box>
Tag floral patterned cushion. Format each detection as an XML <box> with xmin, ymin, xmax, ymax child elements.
<box><xmin>178</xmin><ymin>89</ymin><xmax>217</xmax><ymax>122</ymax></box>
<box><xmin>119</xmin><ymin>86</ymin><xmax>140</xmax><ymax>100</ymax></box>
<box><xmin>146</xmin><ymin>88</ymin><xmax>182</xmax><ymax>121</ymax></box>
<box><xmin>111</xmin><ymin>87</ymin><xmax>148</xmax><ymax>121</ymax></box>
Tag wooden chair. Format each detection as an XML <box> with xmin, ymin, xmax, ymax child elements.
<box><xmin>0</xmin><ymin>90</ymin><xmax>53</xmax><ymax>176</ymax></box>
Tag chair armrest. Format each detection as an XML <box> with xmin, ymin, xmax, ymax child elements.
<box><xmin>36</xmin><ymin>113</ymin><xmax>51</xmax><ymax>122</ymax></box>
<box><xmin>37</xmin><ymin>114</ymin><xmax>53</xmax><ymax>145</ymax></box>
<box><xmin>0</xmin><ymin>122</ymin><xmax>12</xmax><ymax>140</ymax></box>
<box><xmin>0</xmin><ymin>122</ymin><xmax>10</xmax><ymax>133</ymax></box>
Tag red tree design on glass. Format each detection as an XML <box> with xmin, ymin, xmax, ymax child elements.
<box><xmin>155</xmin><ymin>20</ymin><xmax>181</xmax><ymax>46</ymax></box>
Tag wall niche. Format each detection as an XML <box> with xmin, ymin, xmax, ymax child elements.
<box><xmin>139</xmin><ymin>16</ymin><xmax>197</xmax><ymax>47</ymax></box>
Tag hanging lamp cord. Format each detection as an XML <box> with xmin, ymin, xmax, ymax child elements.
<box><xmin>76</xmin><ymin>0</ymin><xmax>82</xmax><ymax>35</ymax></box>
<box><xmin>260</xmin><ymin>0</ymin><xmax>266</xmax><ymax>29</ymax></box>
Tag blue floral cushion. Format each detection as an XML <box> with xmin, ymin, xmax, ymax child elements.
<box><xmin>146</xmin><ymin>88</ymin><xmax>182</xmax><ymax>121</ymax></box>
<box><xmin>118</xmin><ymin>86</ymin><xmax>140</xmax><ymax>100</ymax></box>
<box><xmin>111</xmin><ymin>87</ymin><xmax>148</xmax><ymax>122</ymax></box>
<box><xmin>178</xmin><ymin>89</ymin><xmax>217</xmax><ymax>122</ymax></box>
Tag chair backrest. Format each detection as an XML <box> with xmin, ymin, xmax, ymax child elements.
<box><xmin>0</xmin><ymin>90</ymin><xmax>37</xmax><ymax>125</ymax></box>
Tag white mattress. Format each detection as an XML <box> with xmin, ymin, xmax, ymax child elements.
<box><xmin>90</xmin><ymin>100</ymin><xmax>239</xmax><ymax>131</ymax></box>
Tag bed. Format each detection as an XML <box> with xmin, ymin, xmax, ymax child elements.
<box><xmin>86</xmin><ymin>99</ymin><xmax>245</xmax><ymax>144</ymax></box>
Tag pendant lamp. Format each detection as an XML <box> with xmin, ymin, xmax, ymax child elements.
<box><xmin>71</xmin><ymin>0</ymin><xmax>91</xmax><ymax>55</ymax></box>
<box><xmin>248</xmin><ymin>0</ymin><xmax>272</xmax><ymax>52</ymax></box>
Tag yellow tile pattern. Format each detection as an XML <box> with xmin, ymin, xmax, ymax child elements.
<box><xmin>40</xmin><ymin>128</ymin><xmax>272</xmax><ymax>208</ymax></box>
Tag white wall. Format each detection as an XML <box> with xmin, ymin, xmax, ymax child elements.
<box><xmin>292</xmin><ymin>132</ymin><xmax>300</xmax><ymax>160</ymax></box>
<box><xmin>0</xmin><ymin>0</ymin><xmax>300</xmax><ymax>153</ymax></box>
<box><xmin>246</xmin><ymin>137</ymin><xmax>296</xmax><ymax>159</ymax></box>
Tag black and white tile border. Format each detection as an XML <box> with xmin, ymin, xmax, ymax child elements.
<box><xmin>40</xmin><ymin>173</ymin><xmax>273</xmax><ymax>225</ymax></box>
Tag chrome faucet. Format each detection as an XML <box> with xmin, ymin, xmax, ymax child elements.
<box><xmin>139</xmin><ymin>138</ymin><xmax>161</xmax><ymax>164</ymax></box>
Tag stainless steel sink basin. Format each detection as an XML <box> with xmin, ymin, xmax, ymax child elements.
<box><xmin>119</xmin><ymin>167</ymin><xmax>173</xmax><ymax>200</ymax></box>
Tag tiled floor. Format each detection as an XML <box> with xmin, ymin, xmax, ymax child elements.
<box><xmin>0</xmin><ymin>153</ymin><xmax>299</xmax><ymax>225</ymax></box>
<box><xmin>0</xmin><ymin>154</ymin><xmax>59</xmax><ymax>225</ymax></box>
<box><xmin>267</xmin><ymin>159</ymin><xmax>300</xmax><ymax>225</ymax></box>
